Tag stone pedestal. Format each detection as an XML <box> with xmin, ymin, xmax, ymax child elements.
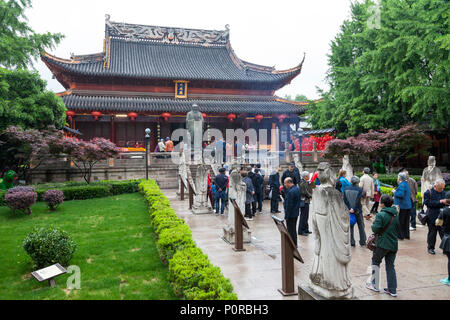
<box><xmin>298</xmin><ymin>285</ymin><xmax>325</xmax><ymax>300</ymax></box>
<box><xmin>222</xmin><ymin>225</ymin><xmax>251</xmax><ymax>244</ymax></box>
<box><xmin>192</xmin><ymin>164</ymin><xmax>212</xmax><ymax>214</ymax></box>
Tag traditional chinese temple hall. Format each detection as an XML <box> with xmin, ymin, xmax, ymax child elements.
<box><xmin>42</xmin><ymin>16</ymin><xmax>307</xmax><ymax>151</ymax></box>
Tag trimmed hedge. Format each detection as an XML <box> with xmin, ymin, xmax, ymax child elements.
<box><xmin>139</xmin><ymin>180</ymin><xmax>237</xmax><ymax>300</ymax></box>
<box><xmin>0</xmin><ymin>180</ymin><xmax>141</xmax><ymax>205</ymax></box>
<box><xmin>380</xmin><ymin>186</ymin><xmax>422</xmax><ymax>207</ymax></box>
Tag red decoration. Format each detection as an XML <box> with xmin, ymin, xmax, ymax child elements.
<box><xmin>66</xmin><ymin>110</ymin><xmax>75</xmax><ymax>122</ymax></box>
<box><xmin>128</xmin><ymin>112</ymin><xmax>138</xmax><ymax>121</ymax></box>
<box><xmin>91</xmin><ymin>111</ymin><xmax>102</xmax><ymax>121</ymax></box>
<box><xmin>300</xmin><ymin>134</ymin><xmax>335</xmax><ymax>153</ymax></box>
<box><xmin>161</xmin><ymin>112</ymin><xmax>171</xmax><ymax>121</ymax></box>
<box><xmin>202</xmin><ymin>113</ymin><xmax>207</xmax><ymax>119</ymax></box>
<box><xmin>255</xmin><ymin>114</ymin><xmax>264</xmax><ymax>123</ymax></box>
<box><xmin>277</xmin><ymin>114</ymin><xmax>288</xmax><ymax>123</ymax></box>
<box><xmin>227</xmin><ymin>114</ymin><xmax>236</xmax><ymax>122</ymax></box>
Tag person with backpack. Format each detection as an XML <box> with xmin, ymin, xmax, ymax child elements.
<box><xmin>366</xmin><ymin>194</ymin><xmax>400</xmax><ymax>297</ymax></box>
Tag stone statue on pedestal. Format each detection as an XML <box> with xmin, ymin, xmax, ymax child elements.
<box><xmin>223</xmin><ymin>161</ymin><xmax>251</xmax><ymax>244</ymax></box>
<box><xmin>421</xmin><ymin>156</ymin><xmax>443</xmax><ymax>209</ymax></box>
<box><xmin>186</xmin><ymin>104</ymin><xmax>204</xmax><ymax>163</ymax></box>
<box><xmin>309</xmin><ymin>162</ymin><xmax>353</xmax><ymax>299</ymax></box>
<box><xmin>342</xmin><ymin>155</ymin><xmax>353</xmax><ymax>182</ymax></box>
<box><xmin>192</xmin><ymin>164</ymin><xmax>212</xmax><ymax>214</ymax></box>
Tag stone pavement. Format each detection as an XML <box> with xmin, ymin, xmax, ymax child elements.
<box><xmin>163</xmin><ymin>189</ymin><xmax>450</xmax><ymax>300</ymax></box>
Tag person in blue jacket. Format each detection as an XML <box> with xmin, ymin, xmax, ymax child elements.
<box><xmin>338</xmin><ymin>169</ymin><xmax>351</xmax><ymax>194</ymax></box>
<box><xmin>393</xmin><ymin>172</ymin><xmax>412</xmax><ymax>240</ymax></box>
<box><xmin>283</xmin><ymin>177</ymin><xmax>301</xmax><ymax>247</ymax></box>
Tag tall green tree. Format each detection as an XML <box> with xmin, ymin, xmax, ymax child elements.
<box><xmin>308</xmin><ymin>0</ymin><xmax>450</xmax><ymax>138</ymax></box>
<box><xmin>0</xmin><ymin>68</ymin><xmax>66</xmax><ymax>131</ymax></box>
<box><xmin>0</xmin><ymin>0</ymin><xmax>63</xmax><ymax>68</ymax></box>
<box><xmin>0</xmin><ymin>0</ymin><xmax>65</xmax><ymax>131</ymax></box>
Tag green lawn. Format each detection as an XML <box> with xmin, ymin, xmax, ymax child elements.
<box><xmin>0</xmin><ymin>193</ymin><xmax>178</xmax><ymax>300</ymax></box>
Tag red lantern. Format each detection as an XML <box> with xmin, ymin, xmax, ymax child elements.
<box><xmin>277</xmin><ymin>114</ymin><xmax>288</xmax><ymax>123</ymax></box>
<box><xmin>227</xmin><ymin>113</ymin><xmax>236</xmax><ymax>122</ymax></box>
<box><xmin>161</xmin><ymin>112</ymin><xmax>171</xmax><ymax>121</ymax></box>
<box><xmin>128</xmin><ymin>112</ymin><xmax>138</xmax><ymax>121</ymax></box>
<box><xmin>91</xmin><ymin>111</ymin><xmax>102</xmax><ymax>121</ymax></box>
<box><xmin>255</xmin><ymin>114</ymin><xmax>264</xmax><ymax>123</ymax></box>
<box><xmin>66</xmin><ymin>110</ymin><xmax>75</xmax><ymax>122</ymax></box>
<box><xmin>202</xmin><ymin>113</ymin><xmax>207</xmax><ymax>119</ymax></box>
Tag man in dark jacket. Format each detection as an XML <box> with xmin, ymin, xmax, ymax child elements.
<box><xmin>424</xmin><ymin>179</ymin><xmax>447</xmax><ymax>254</ymax></box>
<box><xmin>298</xmin><ymin>171</ymin><xmax>312</xmax><ymax>236</ymax></box>
<box><xmin>282</xmin><ymin>163</ymin><xmax>300</xmax><ymax>186</ymax></box>
<box><xmin>252</xmin><ymin>169</ymin><xmax>264</xmax><ymax>213</ymax></box>
<box><xmin>366</xmin><ymin>194</ymin><xmax>400</xmax><ymax>297</ymax></box>
<box><xmin>214</xmin><ymin>168</ymin><xmax>229</xmax><ymax>215</ymax></box>
<box><xmin>283</xmin><ymin>177</ymin><xmax>300</xmax><ymax>247</ymax></box>
<box><xmin>344</xmin><ymin>176</ymin><xmax>367</xmax><ymax>247</ymax></box>
<box><xmin>247</xmin><ymin>168</ymin><xmax>257</xmax><ymax>216</ymax></box>
<box><xmin>241</xmin><ymin>170</ymin><xmax>255</xmax><ymax>220</ymax></box>
<box><xmin>269</xmin><ymin>166</ymin><xmax>282</xmax><ymax>213</ymax></box>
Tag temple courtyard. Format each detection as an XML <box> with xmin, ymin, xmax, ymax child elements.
<box><xmin>164</xmin><ymin>189</ymin><xmax>449</xmax><ymax>300</ymax></box>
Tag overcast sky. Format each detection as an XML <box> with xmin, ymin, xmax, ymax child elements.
<box><xmin>26</xmin><ymin>0</ymin><xmax>354</xmax><ymax>99</ymax></box>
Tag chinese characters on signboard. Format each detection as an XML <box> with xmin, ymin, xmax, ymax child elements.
<box><xmin>175</xmin><ymin>80</ymin><xmax>188</xmax><ymax>99</ymax></box>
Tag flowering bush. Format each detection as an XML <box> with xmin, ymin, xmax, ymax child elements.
<box><xmin>23</xmin><ymin>227</ymin><xmax>77</xmax><ymax>268</ymax></box>
<box><xmin>42</xmin><ymin>189</ymin><xmax>64</xmax><ymax>210</ymax></box>
<box><xmin>7</xmin><ymin>186</ymin><xmax>35</xmax><ymax>193</ymax></box>
<box><xmin>4</xmin><ymin>187</ymin><xmax>37</xmax><ymax>215</ymax></box>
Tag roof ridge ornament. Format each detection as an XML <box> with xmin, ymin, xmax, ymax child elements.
<box><xmin>106</xmin><ymin>20</ymin><xmax>229</xmax><ymax>45</ymax></box>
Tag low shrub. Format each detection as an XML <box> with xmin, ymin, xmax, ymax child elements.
<box><xmin>100</xmin><ymin>180</ymin><xmax>140</xmax><ymax>195</ymax></box>
<box><xmin>169</xmin><ymin>247</ymin><xmax>237</xmax><ymax>300</ymax></box>
<box><xmin>58</xmin><ymin>185</ymin><xmax>111</xmax><ymax>201</ymax></box>
<box><xmin>23</xmin><ymin>227</ymin><xmax>77</xmax><ymax>268</ymax></box>
<box><xmin>42</xmin><ymin>190</ymin><xmax>64</xmax><ymax>210</ymax></box>
<box><xmin>157</xmin><ymin>224</ymin><xmax>195</xmax><ymax>264</ymax></box>
<box><xmin>139</xmin><ymin>180</ymin><xmax>237</xmax><ymax>300</ymax></box>
<box><xmin>0</xmin><ymin>179</ymin><xmax>142</xmax><ymax>207</ymax></box>
<box><xmin>4</xmin><ymin>188</ymin><xmax>37</xmax><ymax>215</ymax></box>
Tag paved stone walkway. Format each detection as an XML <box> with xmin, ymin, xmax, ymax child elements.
<box><xmin>164</xmin><ymin>189</ymin><xmax>450</xmax><ymax>300</ymax></box>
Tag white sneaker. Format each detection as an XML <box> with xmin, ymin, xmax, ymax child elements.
<box><xmin>365</xmin><ymin>282</ymin><xmax>380</xmax><ymax>293</ymax></box>
<box><xmin>410</xmin><ymin>227</ymin><xmax>416</xmax><ymax>231</ymax></box>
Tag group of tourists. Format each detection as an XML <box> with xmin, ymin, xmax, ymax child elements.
<box><xmin>206</xmin><ymin>161</ymin><xmax>450</xmax><ymax>296</ymax></box>
<box><xmin>208</xmin><ymin>164</ymin><xmax>266</xmax><ymax>218</ymax></box>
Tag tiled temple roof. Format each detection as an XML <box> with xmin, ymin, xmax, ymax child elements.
<box><xmin>42</xmin><ymin>16</ymin><xmax>304</xmax><ymax>90</ymax></box>
<box><xmin>62</xmin><ymin>93</ymin><xmax>306</xmax><ymax>114</ymax></box>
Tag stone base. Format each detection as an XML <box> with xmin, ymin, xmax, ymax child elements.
<box><xmin>192</xmin><ymin>206</ymin><xmax>212</xmax><ymax>214</ymax></box>
<box><xmin>222</xmin><ymin>225</ymin><xmax>251</xmax><ymax>244</ymax></box>
<box><xmin>301</xmin><ymin>283</ymin><xmax>356</xmax><ymax>300</ymax></box>
<box><xmin>297</xmin><ymin>285</ymin><xmax>325</xmax><ymax>300</ymax></box>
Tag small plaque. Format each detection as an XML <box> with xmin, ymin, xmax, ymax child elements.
<box><xmin>174</xmin><ymin>80</ymin><xmax>189</xmax><ymax>99</ymax></box>
<box><xmin>32</xmin><ymin>263</ymin><xmax>67</xmax><ymax>282</ymax></box>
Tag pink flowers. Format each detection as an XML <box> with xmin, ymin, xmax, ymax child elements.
<box><xmin>4</xmin><ymin>186</ymin><xmax>37</xmax><ymax>215</ymax></box>
<box><xmin>42</xmin><ymin>190</ymin><xmax>64</xmax><ymax>211</ymax></box>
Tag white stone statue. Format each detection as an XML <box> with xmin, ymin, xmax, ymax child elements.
<box><xmin>309</xmin><ymin>162</ymin><xmax>353</xmax><ymax>299</ymax></box>
<box><xmin>421</xmin><ymin>156</ymin><xmax>443</xmax><ymax>209</ymax></box>
<box><xmin>342</xmin><ymin>155</ymin><xmax>353</xmax><ymax>182</ymax></box>
<box><xmin>293</xmin><ymin>153</ymin><xmax>303</xmax><ymax>174</ymax></box>
<box><xmin>192</xmin><ymin>164</ymin><xmax>211</xmax><ymax>214</ymax></box>
<box><xmin>223</xmin><ymin>163</ymin><xmax>251</xmax><ymax>244</ymax></box>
